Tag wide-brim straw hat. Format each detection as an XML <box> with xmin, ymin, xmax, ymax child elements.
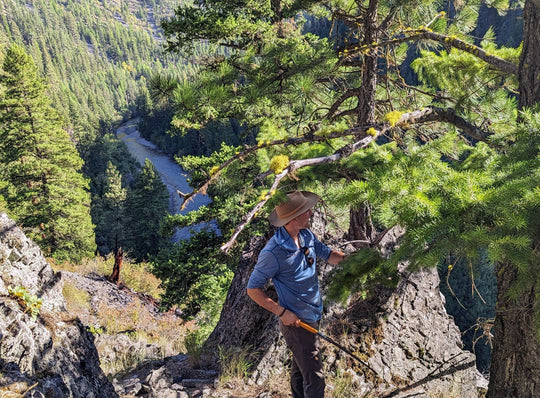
<box><xmin>268</xmin><ymin>190</ymin><xmax>319</xmax><ymax>227</ymax></box>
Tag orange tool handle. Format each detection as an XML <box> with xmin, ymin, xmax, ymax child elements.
<box><xmin>298</xmin><ymin>321</ymin><xmax>319</xmax><ymax>334</ymax></box>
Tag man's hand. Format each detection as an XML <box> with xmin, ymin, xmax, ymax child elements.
<box><xmin>280</xmin><ymin>309</ymin><xmax>301</xmax><ymax>327</ymax></box>
<box><xmin>247</xmin><ymin>288</ymin><xmax>302</xmax><ymax>326</ymax></box>
<box><xmin>328</xmin><ymin>250</ymin><xmax>346</xmax><ymax>265</ymax></box>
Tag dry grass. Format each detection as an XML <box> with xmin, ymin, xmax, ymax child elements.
<box><xmin>52</xmin><ymin>255</ymin><xmax>194</xmax><ymax>377</ymax></box>
<box><xmin>62</xmin><ymin>280</ymin><xmax>91</xmax><ymax>314</ymax></box>
<box><xmin>95</xmin><ymin>298</ymin><xmax>192</xmax><ymax>353</ymax></box>
<box><xmin>52</xmin><ymin>256</ymin><xmax>164</xmax><ymax>299</ymax></box>
<box><xmin>213</xmin><ymin>367</ymin><xmax>291</xmax><ymax>398</ymax></box>
<box><xmin>327</xmin><ymin>369</ymin><xmax>357</xmax><ymax>398</ymax></box>
<box><xmin>218</xmin><ymin>345</ymin><xmax>253</xmax><ymax>384</ymax></box>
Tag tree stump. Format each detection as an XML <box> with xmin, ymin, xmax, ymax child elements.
<box><xmin>108</xmin><ymin>248</ymin><xmax>123</xmax><ymax>285</ymax></box>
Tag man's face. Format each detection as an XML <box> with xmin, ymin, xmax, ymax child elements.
<box><xmin>294</xmin><ymin>208</ymin><xmax>313</xmax><ymax>229</ymax></box>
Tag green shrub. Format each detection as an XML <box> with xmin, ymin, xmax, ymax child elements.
<box><xmin>8</xmin><ymin>286</ymin><xmax>42</xmax><ymax>319</ymax></box>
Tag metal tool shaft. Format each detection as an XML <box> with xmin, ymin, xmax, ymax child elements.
<box><xmin>299</xmin><ymin>321</ymin><xmax>378</xmax><ymax>375</ymax></box>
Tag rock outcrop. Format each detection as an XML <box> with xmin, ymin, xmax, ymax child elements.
<box><xmin>0</xmin><ymin>209</ymin><xmax>488</xmax><ymax>397</ymax></box>
<box><xmin>327</xmin><ymin>264</ymin><xmax>487</xmax><ymax>397</ymax></box>
<box><xmin>0</xmin><ymin>213</ymin><xmax>118</xmax><ymax>397</ymax></box>
<box><xmin>113</xmin><ymin>354</ymin><xmax>219</xmax><ymax>398</ymax></box>
<box><xmin>204</xmin><ymin>224</ymin><xmax>488</xmax><ymax>397</ymax></box>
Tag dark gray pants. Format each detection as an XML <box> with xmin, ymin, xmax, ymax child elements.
<box><xmin>280</xmin><ymin>321</ymin><xmax>325</xmax><ymax>398</ymax></box>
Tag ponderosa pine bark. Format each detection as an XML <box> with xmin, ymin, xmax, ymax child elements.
<box><xmin>347</xmin><ymin>206</ymin><xmax>375</xmax><ymax>247</ymax></box>
<box><xmin>518</xmin><ymin>1</ymin><xmax>540</xmax><ymax>111</ymax></box>
<box><xmin>487</xmin><ymin>263</ymin><xmax>539</xmax><ymax>397</ymax></box>
<box><xmin>487</xmin><ymin>2</ymin><xmax>540</xmax><ymax>396</ymax></box>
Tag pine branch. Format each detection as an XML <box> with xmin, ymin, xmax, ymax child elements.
<box><xmin>327</xmin><ymin>87</ymin><xmax>362</xmax><ymax>119</ymax></box>
<box><xmin>340</xmin><ymin>29</ymin><xmax>518</xmax><ymax>76</ymax></box>
<box><xmin>180</xmin><ymin>107</ymin><xmax>491</xmax><ymax>253</ymax></box>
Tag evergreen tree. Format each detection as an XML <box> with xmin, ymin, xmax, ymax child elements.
<box><xmin>150</xmin><ymin>230</ymin><xmax>234</xmax><ymax>319</ymax></box>
<box><xmin>92</xmin><ymin>161</ymin><xmax>127</xmax><ymax>256</ymax></box>
<box><xmin>0</xmin><ymin>44</ymin><xmax>95</xmax><ymax>261</ymax></box>
<box><xmin>124</xmin><ymin>159</ymin><xmax>169</xmax><ymax>261</ymax></box>
<box><xmin>161</xmin><ymin>1</ymin><xmax>538</xmax><ymax>395</ymax></box>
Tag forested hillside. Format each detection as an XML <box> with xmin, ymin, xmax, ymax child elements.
<box><xmin>0</xmin><ymin>0</ymin><xmax>203</xmax><ymax>261</ymax></box>
<box><xmin>0</xmin><ymin>0</ymin><xmax>188</xmax><ymax>133</ymax></box>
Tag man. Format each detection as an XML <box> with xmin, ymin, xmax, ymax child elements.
<box><xmin>247</xmin><ymin>190</ymin><xmax>345</xmax><ymax>398</ymax></box>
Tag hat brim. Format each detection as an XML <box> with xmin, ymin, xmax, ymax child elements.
<box><xmin>268</xmin><ymin>191</ymin><xmax>319</xmax><ymax>227</ymax></box>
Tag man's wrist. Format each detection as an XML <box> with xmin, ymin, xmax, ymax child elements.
<box><xmin>277</xmin><ymin>307</ymin><xmax>287</xmax><ymax>317</ymax></box>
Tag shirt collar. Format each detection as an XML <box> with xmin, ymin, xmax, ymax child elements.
<box><xmin>275</xmin><ymin>227</ymin><xmax>308</xmax><ymax>251</ymax></box>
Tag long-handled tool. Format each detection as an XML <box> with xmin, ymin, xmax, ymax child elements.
<box><xmin>299</xmin><ymin>321</ymin><xmax>378</xmax><ymax>375</ymax></box>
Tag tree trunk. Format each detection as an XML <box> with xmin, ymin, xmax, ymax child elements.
<box><xmin>357</xmin><ymin>0</ymin><xmax>379</xmax><ymax>124</ymax></box>
<box><xmin>109</xmin><ymin>247</ymin><xmax>123</xmax><ymax>285</ymax></box>
<box><xmin>487</xmin><ymin>1</ymin><xmax>540</xmax><ymax>396</ymax></box>
<box><xmin>347</xmin><ymin>205</ymin><xmax>375</xmax><ymax>248</ymax></box>
<box><xmin>518</xmin><ymin>0</ymin><xmax>540</xmax><ymax>109</ymax></box>
<box><xmin>203</xmin><ymin>229</ymin><xmax>290</xmax><ymax>383</ymax></box>
<box><xmin>486</xmin><ymin>263</ymin><xmax>540</xmax><ymax>397</ymax></box>
<box><xmin>348</xmin><ymin>0</ymin><xmax>379</xmax><ymax>250</ymax></box>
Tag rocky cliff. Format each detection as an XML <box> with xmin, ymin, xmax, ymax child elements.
<box><xmin>0</xmin><ymin>210</ymin><xmax>488</xmax><ymax>398</ymax></box>
<box><xmin>0</xmin><ymin>213</ymin><xmax>118</xmax><ymax>397</ymax></box>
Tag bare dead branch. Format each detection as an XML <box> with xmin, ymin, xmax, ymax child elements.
<box><xmin>220</xmin><ymin>133</ymin><xmax>379</xmax><ymax>253</ymax></box>
<box><xmin>220</xmin><ymin>169</ymin><xmax>288</xmax><ymax>253</ymax></box>
<box><xmin>371</xmin><ymin>227</ymin><xmax>391</xmax><ymax>247</ymax></box>
<box><xmin>340</xmin><ymin>239</ymin><xmax>371</xmax><ymax>246</ymax></box>
<box><xmin>398</xmin><ymin>106</ymin><xmax>490</xmax><ymax>142</ymax></box>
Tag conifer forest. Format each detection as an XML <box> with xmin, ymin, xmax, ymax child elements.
<box><xmin>0</xmin><ymin>1</ymin><xmax>538</xmax><ymax>396</ymax></box>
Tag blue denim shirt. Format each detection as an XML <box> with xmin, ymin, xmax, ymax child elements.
<box><xmin>247</xmin><ymin>227</ymin><xmax>332</xmax><ymax>323</ymax></box>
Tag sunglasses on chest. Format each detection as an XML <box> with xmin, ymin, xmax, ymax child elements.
<box><xmin>302</xmin><ymin>246</ymin><xmax>314</xmax><ymax>266</ymax></box>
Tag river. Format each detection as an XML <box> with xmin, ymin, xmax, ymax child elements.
<box><xmin>116</xmin><ymin>118</ymin><xmax>214</xmax><ymax>240</ymax></box>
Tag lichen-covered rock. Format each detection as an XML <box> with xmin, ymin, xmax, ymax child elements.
<box><xmin>0</xmin><ymin>213</ymin><xmax>118</xmax><ymax>397</ymax></box>
<box><xmin>331</xmin><ymin>264</ymin><xmax>487</xmax><ymax>397</ymax></box>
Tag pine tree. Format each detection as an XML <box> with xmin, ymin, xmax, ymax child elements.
<box><xmin>124</xmin><ymin>159</ymin><xmax>169</xmax><ymax>261</ymax></box>
<box><xmin>0</xmin><ymin>44</ymin><xmax>95</xmax><ymax>261</ymax></box>
<box><xmin>92</xmin><ymin>161</ymin><xmax>127</xmax><ymax>256</ymax></box>
<box><xmin>161</xmin><ymin>1</ymin><xmax>538</xmax><ymax>395</ymax></box>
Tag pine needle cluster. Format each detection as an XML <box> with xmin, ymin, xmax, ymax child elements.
<box><xmin>333</xmin><ymin>114</ymin><xmax>539</xmax><ymax>332</ymax></box>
